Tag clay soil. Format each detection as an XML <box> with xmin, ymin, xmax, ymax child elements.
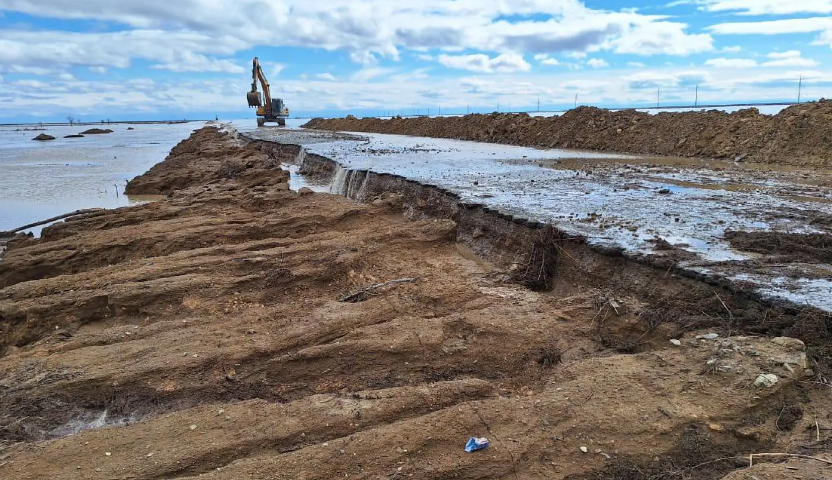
<box><xmin>304</xmin><ymin>100</ymin><xmax>832</xmax><ymax>167</ymax></box>
<box><xmin>1</xmin><ymin>128</ymin><xmax>831</xmax><ymax>479</ymax></box>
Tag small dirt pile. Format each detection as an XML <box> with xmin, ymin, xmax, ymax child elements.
<box><xmin>63</xmin><ymin>134</ymin><xmax>84</xmax><ymax>138</ymax></box>
<box><xmin>79</xmin><ymin>128</ymin><xmax>113</xmax><ymax>134</ymax></box>
<box><xmin>31</xmin><ymin>134</ymin><xmax>55</xmax><ymax>141</ymax></box>
<box><xmin>304</xmin><ymin>100</ymin><xmax>832</xmax><ymax>167</ymax></box>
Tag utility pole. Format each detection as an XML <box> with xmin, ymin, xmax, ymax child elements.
<box><xmin>574</xmin><ymin>94</ymin><xmax>578</xmax><ymax>109</ymax></box>
<box><xmin>798</xmin><ymin>75</ymin><xmax>804</xmax><ymax>104</ymax></box>
<box><xmin>657</xmin><ymin>88</ymin><xmax>660</xmax><ymax>108</ymax></box>
<box><xmin>695</xmin><ymin>84</ymin><xmax>699</xmax><ymax>107</ymax></box>
<box><xmin>537</xmin><ymin>96</ymin><xmax>540</xmax><ymax>112</ymax></box>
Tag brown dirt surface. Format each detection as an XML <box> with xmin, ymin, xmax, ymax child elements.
<box><xmin>79</xmin><ymin>128</ymin><xmax>114</xmax><ymax>135</ymax></box>
<box><xmin>303</xmin><ymin>100</ymin><xmax>832</xmax><ymax>167</ymax></box>
<box><xmin>1</xmin><ymin>127</ymin><xmax>831</xmax><ymax>480</ymax></box>
<box><xmin>726</xmin><ymin>230</ymin><xmax>832</xmax><ymax>263</ymax></box>
<box><xmin>31</xmin><ymin>134</ymin><xmax>55</xmax><ymax>141</ymax></box>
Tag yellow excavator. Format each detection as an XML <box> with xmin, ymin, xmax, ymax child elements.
<box><xmin>247</xmin><ymin>57</ymin><xmax>289</xmax><ymax>127</ymax></box>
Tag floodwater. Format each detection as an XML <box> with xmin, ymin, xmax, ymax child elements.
<box><xmin>245</xmin><ymin>126</ymin><xmax>832</xmax><ymax>312</ymax></box>
<box><xmin>0</xmin><ymin>122</ymin><xmax>203</xmax><ymax>234</ymax></box>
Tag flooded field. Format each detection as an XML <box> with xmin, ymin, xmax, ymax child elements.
<box><xmin>245</xmin><ymin>127</ymin><xmax>832</xmax><ymax>312</ymax></box>
<box><xmin>0</xmin><ymin>123</ymin><xmax>204</xmax><ymax>234</ymax></box>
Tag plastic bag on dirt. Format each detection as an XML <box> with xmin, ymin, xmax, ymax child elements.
<box><xmin>464</xmin><ymin>436</ymin><xmax>490</xmax><ymax>452</ymax></box>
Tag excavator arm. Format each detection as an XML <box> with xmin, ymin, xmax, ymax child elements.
<box><xmin>246</xmin><ymin>57</ymin><xmax>272</xmax><ymax>111</ymax></box>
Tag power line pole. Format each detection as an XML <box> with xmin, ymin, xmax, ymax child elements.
<box><xmin>657</xmin><ymin>87</ymin><xmax>660</xmax><ymax>108</ymax></box>
<box><xmin>798</xmin><ymin>75</ymin><xmax>804</xmax><ymax>104</ymax></box>
<box><xmin>537</xmin><ymin>96</ymin><xmax>540</xmax><ymax>112</ymax></box>
<box><xmin>574</xmin><ymin>94</ymin><xmax>578</xmax><ymax>109</ymax></box>
<box><xmin>695</xmin><ymin>84</ymin><xmax>699</xmax><ymax>107</ymax></box>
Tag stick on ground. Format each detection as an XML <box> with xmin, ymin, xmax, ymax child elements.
<box><xmin>339</xmin><ymin>278</ymin><xmax>417</xmax><ymax>303</ymax></box>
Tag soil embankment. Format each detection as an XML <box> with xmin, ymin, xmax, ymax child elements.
<box><xmin>1</xmin><ymin>127</ymin><xmax>830</xmax><ymax>479</ymax></box>
<box><xmin>304</xmin><ymin>100</ymin><xmax>832</xmax><ymax>167</ymax></box>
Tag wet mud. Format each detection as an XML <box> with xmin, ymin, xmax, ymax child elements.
<box><xmin>0</xmin><ymin>127</ymin><xmax>830</xmax><ymax>479</ymax></box>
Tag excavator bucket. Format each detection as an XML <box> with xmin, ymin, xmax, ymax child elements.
<box><xmin>247</xmin><ymin>91</ymin><xmax>262</xmax><ymax>108</ymax></box>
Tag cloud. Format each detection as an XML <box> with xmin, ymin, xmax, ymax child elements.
<box><xmin>705</xmin><ymin>58</ymin><xmax>758</xmax><ymax>68</ymax></box>
<box><xmin>315</xmin><ymin>73</ymin><xmax>338</xmax><ymax>81</ymax></box>
<box><xmin>762</xmin><ymin>50</ymin><xmax>819</xmax><ymax>67</ymax></box>
<box><xmin>534</xmin><ymin>54</ymin><xmax>560</xmax><ymax>66</ymax></box>
<box><xmin>708</xmin><ymin>17</ymin><xmax>832</xmax><ymax>35</ymax></box>
<box><xmin>0</xmin><ymin>0</ymin><xmax>717</xmax><ymax>76</ymax></box>
<box><xmin>350</xmin><ymin>51</ymin><xmax>378</xmax><ymax>66</ymax></box>
<box><xmin>0</xmin><ymin>29</ymin><xmax>246</xmax><ymax>74</ymax></box>
<box><xmin>720</xmin><ymin>45</ymin><xmax>742</xmax><ymax>53</ymax></box>
<box><xmin>587</xmin><ymin>58</ymin><xmax>609</xmax><ymax>68</ymax></box>
<box><xmin>613</xmin><ymin>21</ymin><xmax>713</xmax><ymax>55</ymax></box>
<box><xmin>704</xmin><ymin>51</ymin><xmax>819</xmax><ymax>69</ymax></box>
<box><xmin>627</xmin><ymin>61</ymin><xmax>646</xmax><ymax>68</ymax></box>
<box><xmin>699</xmin><ymin>0</ymin><xmax>832</xmax><ymax>15</ymax></box>
<box><xmin>438</xmin><ymin>52</ymin><xmax>531</xmax><ymax>73</ymax></box>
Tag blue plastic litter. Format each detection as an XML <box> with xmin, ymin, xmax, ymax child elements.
<box><xmin>464</xmin><ymin>436</ymin><xmax>490</xmax><ymax>452</ymax></box>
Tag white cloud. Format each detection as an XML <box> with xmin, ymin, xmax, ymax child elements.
<box><xmin>700</xmin><ymin>0</ymin><xmax>832</xmax><ymax>15</ymax></box>
<box><xmin>0</xmin><ymin>0</ymin><xmax>715</xmax><ymax>74</ymax></box>
<box><xmin>88</xmin><ymin>66</ymin><xmax>108</xmax><ymax>74</ymax></box>
<box><xmin>350</xmin><ymin>51</ymin><xmax>378</xmax><ymax>66</ymax></box>
<box><xmin>438</xmin><ymin>52</ymin><xmax>531</xmax><ymax>73</ymax></box>
<box><xmin>703</xmin><ymin>51</ymin><xmax>819</xmax><ymax>69</ymax></box>
<box><xmin>417</xmin><ymin>54</ymin><xmax>434</xmax><ymax>61</ymax></box>
<box><xmin>720</xmin><ymin>45</ymin><xmax>742</xmax><ymax>53</ymax></box>
<box><xmin>315</xmin><ymin>73</ymin><xmax>338</xmax><ymax>81</ymax></box>
<box><xmin>586</xmin><ymin>58</ymin><xmax>609</xmax><ymax>68</ymax></box>
<box><xmin>534</xmin><ymin>54</ymin><xmax>560</xmax><ymax>66</ymax></box>
<box><xmin>613</xmin><ymin>21</ymin><xmax>713</xmax><ymax>55</ymax></box>
<box><xmin>762</xmin><ymin>51</ymin><xmax>819</xmax><ymax>67</ymax></box>
<box><xmin>705</xmin><ymin>58</ymin><xmax>758</xmax><ymax>68</ymax></box>
<box><xmin>351</xmin><ymin>67</ymin><xmax>395</xmax><ymax>82</ymax></box>
<box><xmin>627</xmin><ymin>61</ymin><xmax>646</xmax><ymax>67</ymax></box>
<box><xmin>708</xmin><ymin>17</ymin><xmax>832</xmax><ymax>35</ymax></box>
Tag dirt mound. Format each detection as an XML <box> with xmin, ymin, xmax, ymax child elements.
<box><xmin>304</xmin><ymin>100</ymin><xmax>832</xmax><ymax>166</ymax></box>
<box><xmin>126</xmin><ymin>128</ymin><xmax>296</xmax><ymax>195</ymax></box>
<box><xmin>726</xmin><ymin>230</ymin><xmax>832</xmax><ymax>263</ymax></box>
<box><xmin>79</xmin><ymin>128</ymin><xmax>113</xmax><ymax>134</ymax></box>
<box><xmin>1</xmin><ymin>128</ymin><xmax>830</xmax><ymax>479</ymax></box>
<box><xmin>31</xmin><ymin>134</ymin><xmax>55</xmax><ymax>141</ymax></box>
<box><xmin>63</xmin><ymin>134</ymin><xmax>84</xmax><ymax>138</ymax></box>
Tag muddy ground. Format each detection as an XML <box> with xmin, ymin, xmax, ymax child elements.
<box><xmin>304</xmin><ymin>100</ymin><xmax>832</xmax><ymax>167</ymax></box>
<box><xmin>1</xmin><ymin>127</ymin><xmax>831</xmax><ymax>479</ymax></box>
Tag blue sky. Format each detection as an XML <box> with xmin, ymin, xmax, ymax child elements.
<box><xmin>1</xmin><ymin>0</ymin><xmax>831</xmax><ymax>122</ymax></box>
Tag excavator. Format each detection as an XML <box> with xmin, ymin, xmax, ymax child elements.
<box><xmin>247</xmin><ymin>57</ymin><xmax>289</xmax><ymax>127</ymax></box>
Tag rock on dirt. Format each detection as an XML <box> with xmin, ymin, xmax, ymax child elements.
<box><xmin>31</xmin><ymin>133</ymin><xmax>55</xmax><ymax>141</ymax></box>
<box><xmin>0</xmin><ymin>127</ymin><xmax>830</xmax><ymax>480</ymax></box>
<box><xmin>63</xmin><ymin>134</ymin><xmax>84</xmax><ymax>139</ymax></box>
<box><xmin>304</xmin><ymin>100</ymin><xmax>832</xmax><ymax>167</ymax></box>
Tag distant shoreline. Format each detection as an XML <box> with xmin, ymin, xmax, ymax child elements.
<box><xmin>0</xmin><ymin>119</ymin><xmax>211</xmax><ymax>127</ymax></box>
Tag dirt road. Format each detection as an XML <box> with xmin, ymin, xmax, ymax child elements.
<box><xmin>1</xmin><ymin>127</ymin><xmax>830</xmax><ymax>479</ymax></box>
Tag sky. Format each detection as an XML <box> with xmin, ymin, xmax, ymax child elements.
<box><xmin>1</xmin><ymin>0</ymin><xmax>831</xmax><ymax>122</ymax></box>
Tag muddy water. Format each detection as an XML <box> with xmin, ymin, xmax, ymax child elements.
<box><xmin>0</xmin><ymin>123</ymin><xmax>202</xmax><ymax>234</ymax></box>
